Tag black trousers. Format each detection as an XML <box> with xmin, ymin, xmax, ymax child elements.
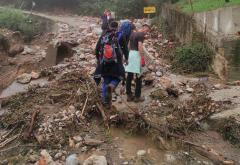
<box><xmin>126</xmin><ymin>72</ymin><xmax>142</xmax><ymax>98</ymax></box>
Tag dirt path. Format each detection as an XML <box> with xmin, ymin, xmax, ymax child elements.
<box><xmin>24</xmin><ymin>10</ymin><xmax>97</xmax><ymax>28</ymax></box>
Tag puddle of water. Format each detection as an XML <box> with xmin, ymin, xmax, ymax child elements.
<box><xmin>0</xmin><ymin>78</ymin><xmax>48</xmax><ymax>98</ymax></box>
<box><xmin>109</xmin><ymin>128</ymin><xmax>185</xmax><ymax>164</ymax></box>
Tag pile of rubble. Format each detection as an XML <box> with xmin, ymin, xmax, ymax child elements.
<box><xmin>220</xmin><ymin>116</ymin><xmax>240</xmax><ymax>147</ymax></box>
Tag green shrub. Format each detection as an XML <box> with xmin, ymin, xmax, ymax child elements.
<box><xmin>0</xmin><ymin>8</ymin><xmax>40</xmax><ymax>40</ymax></box>
<box><xmin>172</xmin><ymin>43</ymin><xmax>213</xmax><ymax>73</ymax></box>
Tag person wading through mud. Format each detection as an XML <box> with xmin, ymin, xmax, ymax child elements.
<box><xmin>95</xmin><ymin>21</ymin><xmax>127</xmax><ymax>109</ymax></box>
<box><xmin>125</xmin><ymin>24</ymin><xmax>151</xmax><ymax>102</ymax></box>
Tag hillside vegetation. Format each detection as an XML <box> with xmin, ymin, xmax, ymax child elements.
<box><xmin>0</xmin><ymin>8</ymin><xmax>48</xmax><ymax>40</ymax></box>
<box><xmin>0</xmin><ymin>0</ymin><xmax>168</xmax><ymax>18</ymax></box>
<box><xmin>176</xmin><ymin>0</ymin><xmax>240</xmax><ymax>13</ymax></box>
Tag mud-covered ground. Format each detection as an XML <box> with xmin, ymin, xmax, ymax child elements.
<box><xmin>0</xmin><ymin>12</ymin><xmax>240</xmax><ymax>165</ymax></box>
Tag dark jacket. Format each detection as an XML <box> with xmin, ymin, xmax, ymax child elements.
<box><xmin>94</xmin><ymin>30</ymin><xmax>126</xmax><ymax>80</ymax></box>
<box><xmin>101</xmin><ymin>15</ymin><xmax>114</xmax><ymax>32</ymax></box>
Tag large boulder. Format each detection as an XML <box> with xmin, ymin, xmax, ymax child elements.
<box><xmin>8</xmin><ymin>44</ymin><xmax>24</xmax><ymax>57</ymax></box>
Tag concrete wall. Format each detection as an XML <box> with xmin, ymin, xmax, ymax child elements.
<box><xmin>161</xmin><ymin>5</ymin><xmax>240</xmax><ymax>81</ymax></box>
<box><xmin>161</xmin><ymin>5</ymin><xmax>194</xmax><ymax>43</ymax></box>
<box><xmin>194</xmin><ymin>6</ymin><xmax>240</xmax><ymax>48</ymax></box>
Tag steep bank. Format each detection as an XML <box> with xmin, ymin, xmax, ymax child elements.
<box><xmin>161</xmin><ymin>4</ymin><xmax>240</xmax><ymax>81</ymax></box>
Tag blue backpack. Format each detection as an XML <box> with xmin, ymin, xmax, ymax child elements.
<box><xmin>118</xmin><ymin>21</ymin><xmax>132</xmax><ymax>42</ymax></box>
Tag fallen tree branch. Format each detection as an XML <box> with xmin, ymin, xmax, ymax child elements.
<box><xmin>0</xmin><ymin>125</ymin><xmax>17</xmax><ymax>143</ymax></box>
<box><xmin>23</xmin><ymin>109</ymin><xmax>40</xmax><ymax>141</ymax></box>
<box><xmin>0</xmin><ymin>134</ymin><xmax>20</xmax><ymax>149</ymax></box>
<box><xmin>81</xmin><ymin>94</ymin><xmax>89</xmax><ymax>116</ymax></box>
<box><xmin>96</xmin><ymin>103</ymin><xmax>108</xmax><ymax>126</ymax></box>
<box><xmin>121</xmin><ymin>104</ymin><xmax>235</xmax><ymax>164</ymax></box>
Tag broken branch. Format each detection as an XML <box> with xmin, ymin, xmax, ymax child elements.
<box><xmin>23</xmin><ymin>109</ymin><xmax>40</xmax><ymax>141</ymax></box>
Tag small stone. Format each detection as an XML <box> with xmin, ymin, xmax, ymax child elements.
<box><xmin>68</xmin><ymin>105</ymin><xmax>76</xmax><ymax>113</ymax></box>
<box><xmin>122</xmin><ymin>161</ymin><xmax>129</xmax><ymax>165</ymax></box>
<box><xmin>83</xmin><ymin>155</ymin><xmax>107</xmax><ymax>165</ymax></box>
<box><xmin>148</xmin><ymin>65</ymin><xmax>154</xmax><ymax>71</ymax></box>
<box><xmin>81</xmin><ymin>146</ymin><xmax>88</xmax><ymax>152</ymax></box>
<box><xmin>84</xmin><ymin>138</ymin><xmax>103</xmax><ymax>146</ymax></box>
<box><xmin>66</xmin><ymin>154</ymin><xmax>79</xmax><ymax>165</ymax></box>
<box><xmin>73</xmin><ymin>136</ymin><xmax>83</xmax><ymax>142</ymax></box>
<box><xmin>75</xmin><ymin>142</ymin><xmax>83</xmax><ymax>148</ymax></box>
<box><xmin>40</xmin><ymin>150</ymin><xmax>54</xmax><ymax>165</ymax></box>
<box><xmin>0</xmin><ymin>159</ymin><xmax>8</xmax><ymax>165</ymax></box>
<box><xmin>31</xmin><ymin>71</ymin><xmax>40</xmax><ymax>79</ymax></box>
<box><xmin>69</xmin><ymin>138</ymin><xmax>75</xmax><ymax>148</ymax></box>
<box><xmin>16</xmin><ymin>73</ymin><xmax>32</xmax><ymax>84</ymax></box>
<box><xmin>186</xmin><ymin>87</ymin><xmax>194</xmax><ymax>93</ymax></box>
<box><xmin>165</xmin><ymin>154</ymin><xmax>176</xmax><ymax>163</ymax></box>
<box><xmin>28</xmin><ymin>154</ymin><xmax>39</xmax><ymax>163</ymax></box>
<box><xmin>156</xmin><ymin>71</ymin><xmax>163</xmax><ymax>77</ymax></box>
<box><xmin>54</xmin><ymin>152</ymin><xmax>63</xmax><ymax>160</ymax></box>
<box><xmin>137</xmin><ymin>150</ymin><xmax>146</xmax><ymax>157</ymax></box>
<box><xmin>61</xmin><ymin>156</ymin><xmax>66</xmax><ymax>161</ymax></box>
<box><xmin>214</xmin><ymin>84</ymin><xmax>222</xmax><ymax>90</ymax></box>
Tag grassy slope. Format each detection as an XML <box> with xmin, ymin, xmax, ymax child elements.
<box><xmin>176</xmin><ymin>0</ymin><xmax>240</xmax><ymax>13</ymax></box>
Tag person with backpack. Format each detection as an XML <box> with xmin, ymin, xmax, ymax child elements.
<box><xmin>94</xmin><ymin>21</ymin><xmax>126</xmax><ymax>109</ymax></box>
<box><xmin>118</xmin><ymin>20</ymin><xmax>136</xmax><ymax>46</ymax></box>
<box><xmin>125</xmin><ymin>24</ymin><xmax>151</xmax><ymax>102</ymax></box>
<box><xmin>116</xmin><ymin>20</ymin><xmax>136</xmax><ymax>63</ymax></box>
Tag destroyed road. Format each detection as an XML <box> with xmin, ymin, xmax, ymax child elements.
<box><xmin>0</xmin><ymin>10</ymin><xmax>240</xmax><ymax>165</ymax></box>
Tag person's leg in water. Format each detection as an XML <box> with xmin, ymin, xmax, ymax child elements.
<box><xmin>103</xmin><ymin>76</ymin><xmax>120</xmax><ymax>109</ymax></box>
<box><xmin>134</xmin><ymin>74</ymin><xmax>144</xmax><ymax>102</ymax></box>
<box><xmin>102</xmin><ymin>77</ymin><xmax>111</xmax><ymax>106</ymax></box>
<box><xmin>126</xmin><ymin>72</ymin><xmax>135</xmax><ymax>101</ymax></box>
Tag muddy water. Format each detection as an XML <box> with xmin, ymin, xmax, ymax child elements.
<box><xmin>109</xmin><ymin>128</ymin><xmax>188</xmax><ymax>165</ymax></box>
<box><xmin>0</xmin><ymin>78</ymin><xmax>48</xmax><ymax>98</ymax></box>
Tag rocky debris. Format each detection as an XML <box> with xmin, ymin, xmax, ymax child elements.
<box><xmin>0</xmin><ymin>33</ymin><xmax>10</xmax><ymax>53</ymax></box>
<box><xmin>28</xmin><ymin>154</ymin><xmax>39</xmax><ymax>163</ymax></box>
<box><xmin>7</xmin><ymin>57</ymin><xmax>17</xmax><ymax>65</ymax></box>
<box><xmin>166</xmin><ymin>94</ymin><xmax>222</xmax><ymax>134</ymax></box>
<box><xmin>137</xmin><ymin>150</ymin><xmax>147</xmax><ymax>157</ymax></box>
<box><xmin>213</xmin><ymin>84</ymin><xmax>224</xmax><ymax>90</ymax></box>
<box><xmin>84</xmin><ymin>138</ymin><xmax>104</xmax><ymax>146</ymax></box>
<box><xmin>15</xmin><ymin>72</ymin><xmax>40</xmax><ymax>84</ymax></box>
<box><xmin>8</xmin><ymin>44</ymin><xmax>24</xmax><ymax>57</ymax></box>
<box><xmin>73</xmin><ymin>135</ymin><xmax>83</xmax><ymax>142</ymax></box>
<box><xmin>0</xmin><ymin>159</ymin><xmax>8</xmax><ymax>165</ymax></box>
<box><xmin>186</xmin><ymin>87</ymin><xmax>194</xmax><ymax>93</ymax></box>
<box><xmin>166</xmin><ymin>87</ymin><xmax>179</xmax><ymax>98</ymax></box>
<box><xmin>220</xmin><ymin>116</ymin><xmax>240</xmax><ymax>147</ymax></box>
<box><xmin>11</xmin><ymin>31</ymin><xmax>23</xmax><ymax>43</ymax></box>
<box><xmin>39</xmin><ymin>150</ymin><xmax>54</xmax><ymax>165</ymax></box>
<box><xmin>31</xmin><ymin>71</ymin><xmax>40</xmax><ymax>79</ymax></box>
<box><xmin>21</xmin><ymin>46</ymin><xmax>35</xmax><ymax>55</ymax></box>
<box><xmin>83</xmin><ymin>155</ymin><xmax>107</xmax><ymax>165</ymax></box>
<box><xmin>16</xmin><ymin>73</ymin><xmax>32</xmax><ymax>84</ymax></box>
